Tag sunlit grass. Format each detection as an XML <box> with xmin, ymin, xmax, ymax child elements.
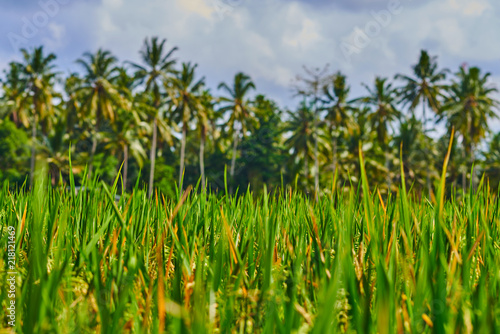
<box><xmin>1</xmin><ymin>141</ymin><xmax>500</xmax><ymax>333</ymax></box>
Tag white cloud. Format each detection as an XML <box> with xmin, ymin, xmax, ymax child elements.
<box><xmin>40</xmin><ymin>22</ymin><xmax>66</xmax><ymax>49</ymax></box>
<box><xmin>448</xmin><ymin>0</ymin><xmax>491</xmax><ymax>16</ymax></box>
<box><xmin>282</xmin><ymin>3</ymin><xmax>322</xmax><ymax>50</ymax></box>
<box><xmin>179</xmin><ymin>0</ymin><xmax>216</xmax><ymax>20</ymax></box>
<box><xmin>48</xmin><ymin>22</ymin><xmax>65</xmax><ymax>41</ymax></box>
<box><xmin>434</xmin><ymin>19</ymin><xmax>466</xmax><ymax>54</ymax></box>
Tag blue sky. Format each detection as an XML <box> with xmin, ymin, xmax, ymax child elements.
<box><xmin>1</xmin><ymin>0</ymin><xmax>500</xmax><ymax>131</ymax></box>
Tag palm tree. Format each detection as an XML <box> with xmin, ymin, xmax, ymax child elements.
<box><xmin>104</xmin><ymin>112</ymin><xmax>148</xmax><ymax>192</ymax></box>
<box><xmin>1</xmin><ymin>62</ymin><xmax>29</xmax><ymax>127</ymax></box>
<box><xmin>130</xmin><ymin>37</ymin><xmax>178</xmax><ymax>198</ymax></box>
<box><xmin>395</xmin><ymin>50</ymin><xmax>448</xmax><ymax>194</ymax></box>
<box><xmin>321</xmin><ymin>71</ymin><xmax>354</xmax><ymax>176</ymax></box>
<box><xmin>355</xmin><ymin>77</ymin><xmax>400</xmax><ymax>191</ymax></box>
<box><xmin>439</xmin><ymin>65</ymin><xmax>499</xmax><ymax>191</ymax></box>
<box><xmin>111</xmin><ymin>67</ymin><xmax>148</xmax><ymax>192</ymax></box>
<box><xmin>395</xmin><ymin>50</ymin><xmax>448</xmax><ymax>120</ymax></box>
<box><xmin>63</xmin><ymin>73</ymin><xmax>83</xmax><ymax>134</ymax></box>
<box><xmin>76</xmin><ymin>49</ymin><xmax>126</xmax><ymax>179</ymax></box>
<box><xmin>218</xmin><ymin>72</ymin><xmax>256</xmax><ymax>190</ymax></box>
<box><xmin>338</xmin><ymin>106</ymin><xmax>385</xmax><ymax>189</ymax></box>
<box><xmin>40</xmin><ymin>107</ymin><xmax>70</xmax><ymax>186</ymax></box>
<box><xmin>197</xmin><ymin>90</ymin><xmax>215</xmax><ymax>190</ymax></box>
<box><xmin>293</xmin><ymin>65</ymin><xmax>331</xmax><ymax>200</ymax></box>
<box><xmin>17</xmin><ymin>47</ymin><xmax>58</xmax><ymax>187</ymax></box>
<box><xmin>168</xmin><ymin>62</ymin><xmax>205</xmax><ymax>190</ymax></box>
<box><xmin>284</xmin><ymin>101</ymin><xmax>316</xmax><ymax>193</ymax></box>
<box><xmin>392</xmin><ymin>115</ymin><xmax>438</xmax><ymax>194</ymax></box>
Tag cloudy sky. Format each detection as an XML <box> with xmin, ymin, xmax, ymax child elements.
<box><xmin>1</xmin><ymin>0</ymin><xmax>499</xmax><ymax>130</ymax></box>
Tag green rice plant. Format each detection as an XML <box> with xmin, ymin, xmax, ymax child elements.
<box><xmin>1</xmin><ymin>140</ymin><xmax>500</xmax><ymax>333</ymax></box>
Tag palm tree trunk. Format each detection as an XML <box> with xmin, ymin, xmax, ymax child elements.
<box><xmin>12</xmin><ymin>111</ymin><xmax>19</xmax><ymax>127</ymax></box>
<box><xmin>314</xmin><ymin>133</ymin><xmax>319</xmax><ymax>201</ymax></box>
<box><xmin>304</xmin><ymin>149</ymin><xmax>309</xmax><ymax>192</ymax></box>
<box><xmin>422</xmin><ymin>101</ymin><xmax>433</xmax><ymax>197</ymax></box>
<box><xmin>30</xmin><ymin>113</ymin><xmax>37</xmax><ymax>188</ymax></box>
<box><xmin>123</xmin><ymin>144</ymin><xmax>128</xmax><ymax>193</ymax></box>
<box><xmin>88</xmin><ymin>134</ymin><xmax>97</xmax><ymax>180</ymax></box>
<box><xmin>313</xmin><ymin>111</ymin><xmax>319</xmax><ymax>202</ymax></box>
<box><xmin>462</xmin><ymin>137</ymin><xmax>467</xmax><ymax>195</ymax></box>
<box><xmin>469</xmin><ymin>141</ymin><xmax>475</xmax><ymax>192</ymax></box>
<box><xmin>50</xmin><ymin>165</ymin><xmax>58</xmax><ymax>187</ymax></box>
<box><xmin>200</xmin><ymin>129</ymin><xmax>206</xmax><ymax>190</ymax></box>
<box><xmin>148</xmin><ymin>117</ymin><xmax>158</xmax><ymax>199</ymax></box>
<box><xmin>425</xmin><ymin>167</ymin><xmax>432</xmax><ymax>197</ymax></box>
<box><xmin>422</xmin><ymin>96</ymin><xmax>427</xmax><ymax>127</ymax></box>
<box><xmin>332</xmin><ymin>134</ymin><xmax>338</xmax><ymax>177</ymax></box>
<box><xmin>179</xmin><ymin>124</ymin><xmax>187</xmax><ymax>190</ymax></box>
<box><xmin>230</xmin><ymin>129</ymin><xmax>239</xmax><ymax>193</ymax></box>
<box><xmin>385</xmin><ymin>151</ymin><xmax>391</xmax><ymax>193</ymax></box>
<box><xmin>469</xmin><ymin>116</ymin><xmax>475</xmax><ymax>192</ymax></box>
<box><xmin>88</xmin><ymin>114</ymin><xmax>100</xmax><ymax>180</ymax></box>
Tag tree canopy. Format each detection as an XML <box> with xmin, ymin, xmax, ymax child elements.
<box><xmin>1</xmin><ymin>44</ymin><xmax>499</xmax><ymax>197</ymax></box>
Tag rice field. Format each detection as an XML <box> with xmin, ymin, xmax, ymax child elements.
<box><xmin>1</xmin><ymin>144</ymin><xmax>500</xmax><ymax>333</ymax></box>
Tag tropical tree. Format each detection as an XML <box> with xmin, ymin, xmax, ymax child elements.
<box><xmin>130</xmin><ymin>37</ymin><xmax>178</xmax><ymax>198</ymax></box>
<box><xmin>392</xmin><ymin>115</ymin><xmax>438</xmax><ymax>194</ymax></box>
<box><xmin>76</xmin><ymin>49</ymin><xmax>126</xmax><ymax>179</ymax></box>
<box><xmin>218</xmin><ymin>72</ymin><xmax>256</xmax><ymax>190</ymax></box>
<box><xmin>395</xmin><ymin>50</ymin><xmax>448</xmax><ymax>120</ymax></box>
<box><xmin>395</xmin><ymin>50</ymin><xmax>448</xmax><ymax>194</ymax></box>
<box><xmin>284</xmin><ymin>101</ymin><xmax>316</xmax><ymax>193</ymax></box>
<box><xmin>355</xmin><ymin>77</ymin><xmax>400</xmax><ymax>191</ymax></box>
<box><xmin>0</xmin><ymin>119</ymin><xmax>30</xmax><ymax>184</ymax></box>
<box><xmin>104</xmin><ymin>111</ymin><xmax>147</xmax><ymax>192</ymax></box>
<box><xmin>321</xmin><ymin>71</ymin><xmax>354</xmax><ymax>176</ymax></box>
<box><xmin>1</xmin><ymin>62</ymin><xmax>29</xmax><ymax>127</ymax></box>
<box><xmin>63</xmin><ymin>74</ymin><xmax>84</xmax><ymax>135</ymax></box>
<box><xmin>168</xmin><ymin>62</ymin><xmax>205</xmax><ymax>189</ymax></box>
<box><xmin>17</xmin><ymin>47</ymin><xmax>58</xmax><ymax>186</ymax></box>
<box><xmin>197</xmin><ymin>90</ymin><xmax>216</xmax><ymax>190</ymax></box>
<box><xmin>338</xmin><ymin>106</ymin><xmax>385</xmax><ymax>189</ymax></box>
<box><xmin>439</xmin><ymin>66</ymin><xmax>499</xmax><ymax>191</ymax></box>
<box><xmin>237</xmin><ymin>95</ymin><xmax>285</xmax><ymax>193</ymax></box>
<box><xmin>40</xmin><ymin>107</ymin><xmax>71</xmax><ymax>186</ymax></box>
<box><xmin>109</xmin><ymin>68</ymin><xmax>148</xmax><ymax>191</ymax></box>
<box><xmin>293</xmin><ymin>65</ymin><xmax>331</xmax><ymax>199</ymax></box>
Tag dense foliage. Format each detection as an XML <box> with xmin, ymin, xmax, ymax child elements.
<box><xmin>1</xmin><ymin>41</ymin><xmax>499</xmax><ymax>198</ymax></box>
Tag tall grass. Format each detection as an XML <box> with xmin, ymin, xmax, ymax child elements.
<box><xmin>1</xmin><ymin>143</ymin><xmax>500</xmax><ymax>333</ymax></box>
